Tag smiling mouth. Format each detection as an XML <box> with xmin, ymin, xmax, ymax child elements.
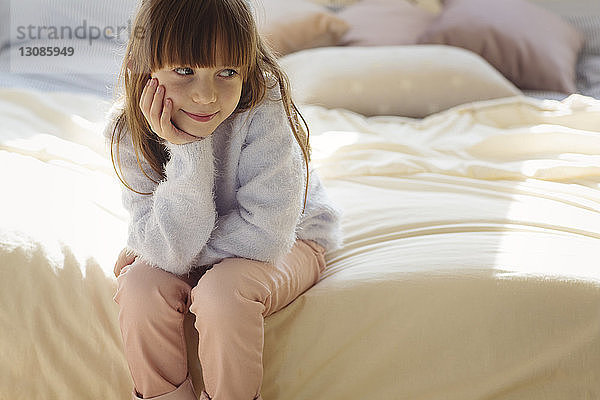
<box><xmin>183</xmin><ymin>110</ymin><xmax>219</xmax><ymax>122</ymax></box>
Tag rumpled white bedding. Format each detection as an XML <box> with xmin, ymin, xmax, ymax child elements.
<box><xmin>1</xmin><ymin>88</ymin><xmax>599</xmax><ymax>399</ymax></box>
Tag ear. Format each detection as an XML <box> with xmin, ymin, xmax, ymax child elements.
<box><xmin>127</xmin><ymin>57</ymin><xmax>133</xmax><ymax>71</ymax></box>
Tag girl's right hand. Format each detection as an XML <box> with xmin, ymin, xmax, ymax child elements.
<box><xmin>114</xmin><ymin>247</ymin><xmax>138</xmax><ymax>278</ymax></box>
<box><xmin>139</xmin><ymin>77</ymin><xmax>203</xmax><ymax>145</ymax></box>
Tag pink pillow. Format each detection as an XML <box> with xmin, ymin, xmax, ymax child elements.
<box><xmin>417</xmin><ymin>0</ymin><xmax>585</xmax><ymax>93</ymax></box>
<box><xmin>338</xmin><ymin>0</ymin><xmax>437</xmax><ymax>46</ymax></box>
<box><xmin>251</xmin><ymin>0</ymin><xmax>350</xmax><ymax>56</ymax></box>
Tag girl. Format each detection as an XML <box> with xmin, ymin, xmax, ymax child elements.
<box><xmin>104</xmin><ymin>0</ymin><xmax>343</xmax><ymax>399</ymax></box>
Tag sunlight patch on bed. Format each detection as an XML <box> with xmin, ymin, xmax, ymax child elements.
<box><xmin>0</xmin><ymin>150</ymin><xmax>128</xmax><ymax>277</ymax></box>
<box><xmin>1</xmin><ymin>133</ymin><xmax>111</xmax><ymax>172</ymax></box>
<box><xmin>493</xmin><ymin>179</ymin><xmax>600</xmax><ymax>282</ymax></box>
<box><xmin>310</xmin><ymin>131</ymin><xmax>360</xmax><ymax>161</ymax></box>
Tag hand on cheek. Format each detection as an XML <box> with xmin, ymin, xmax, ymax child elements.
<box><xmin>138</xmin><ymin>77</ymin><xmax>203</xmax><ymax>145</ymax></box>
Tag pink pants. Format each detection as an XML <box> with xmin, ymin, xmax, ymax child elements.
<box><xmin>113</xmin><ymin>239</ymin><xmax>326</xmax><ymax>400</ymax></box>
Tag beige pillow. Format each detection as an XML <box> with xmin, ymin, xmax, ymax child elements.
<box><xmin>417</xmin><ymin>0</ymin><xmax>585</xmax><ymax>93</ymax></box>
<box><xmin>280</xmin><ymin>45</ymin><xmax>522</xmax><ymax>118</ymax></box>
<box><xmin>338</xmin><ymin>0</ymin><xmax>436</xmax><ymax>46</ymax></box>
<box><xmin>250</xmin><ymin>0</ymin><xmax>350</xmax><ymax>56</ymax></box>
<box><xmin>407</xmin><ymin>0</ymin><xmax>443</xmax><ymax>13</ymax></box>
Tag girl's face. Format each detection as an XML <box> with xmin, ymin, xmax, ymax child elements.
<box><xmin>150</xmin><ymin>61</ymin><xmax>243</xmax><ymax>139</ymax></box>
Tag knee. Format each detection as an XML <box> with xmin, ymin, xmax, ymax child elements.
<box><xmin>189</xmin><ymin>258</ymin><xmax>270</xmax><ymax>319</ymax></box>
<box><xmin>114</xmin><ymin>259</ymin><xmax>191</xmax><ymax>315</ymax></box>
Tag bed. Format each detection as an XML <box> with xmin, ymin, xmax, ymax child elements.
<box><xmin>1</xmin><ymin>0</ymin><xmax>599</xmax><ymax>399</ymax></box>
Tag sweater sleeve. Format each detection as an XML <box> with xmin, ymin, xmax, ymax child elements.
<box><xmin>103</xmin><ymin>106</ymin><xmax>217</xmax><ymax>276</ymax></box>
<box><xmin>192</xmin><ymin>96</ymin><xmax>306</xmax><ymax>267</ymax></box>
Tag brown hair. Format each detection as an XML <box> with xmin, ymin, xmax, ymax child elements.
<box><xmin>109</xmin><ymin>0</ymin><xmax>311</xmax><ymax>212</ymax></box>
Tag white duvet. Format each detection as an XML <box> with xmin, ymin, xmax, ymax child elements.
<box><xmin>1</xmin><ymin>88</ymin><xmax>599</xmax><ymax>399</ymax></box>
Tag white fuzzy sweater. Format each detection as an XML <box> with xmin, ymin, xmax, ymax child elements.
<box><xmin>103</xmin><ymin>86</ymin><xmax>343</xmax><ymax>276</ymax></box>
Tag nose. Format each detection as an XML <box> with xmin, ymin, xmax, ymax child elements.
<box><xmin>191</xmin><ymin>76</ymin><xmax>217</xmax><ymax>104</ymax></box>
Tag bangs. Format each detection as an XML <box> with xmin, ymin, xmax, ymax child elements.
<box><xmin>144</xmin><ymin>0</ymin><xmax>256</xmax><ymax>75</ymax></box>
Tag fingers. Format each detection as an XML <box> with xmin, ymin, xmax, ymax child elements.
<box><xmin>139</xmin><ymin>78</ymin><xmax>154</xmax><ymax>124</ymax></box>
<box><xmin>124</xmin><ymin>247</ymin><xmax>137</xmax><ymax>259</ymax></box>
<box><xmin>114</xmin><ymin>251</ymin><xmax>125</xmax><ymax>278</ymax></box>
<box><xmin>149</xmin><ymin>82</ymin><xmax>165</xmax><ymax>131</ymax></box>
<box><xmin>160</xmin><ymin>96</ymin><xmax>173</xmax><ymax>136</ymax></box>
<box><xmin>139</xmin><ymin>77</ymin><xmax>165</xmax><ymax>136</ymax></box>
<box><xmin>114</xmin><ymin>247</ymin><xmax>138</xmax><ymax>278</ymax></box>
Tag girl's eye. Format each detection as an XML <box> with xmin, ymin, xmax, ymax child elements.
<box><xmin>172</xmin><ymin>67</ymin><xmax>238</xmax><ymax>78</ymax></box>
<box><xmin>173</xmin><ymin>67</ymin><xmax>193</xmax><ymax>76</ymax></box>
<box><xmin>219</xmin><ymin>69</ymin><xmax>238</xmax><ymax>78</ymax></box>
